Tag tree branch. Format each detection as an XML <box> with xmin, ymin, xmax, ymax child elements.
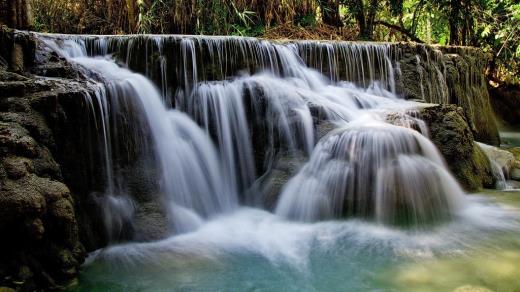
<box><xmin>374</xmin><ymin>20</ymin><xmax>424</xmax><ymax>43</ymax></box>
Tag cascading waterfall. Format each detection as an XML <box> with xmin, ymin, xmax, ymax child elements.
<box><xmin>42</xmin><ymin>37</ymin><xmax>239</xmax><ymax>236</ymax></box>
<box><xmin>39</xmin><ymin>32</ymin><xmax>475</xmax><ymax>240</ymax></box>
<box><xmin>275</xmin><ymin>115</ymin><xmax>465</xmax><ymax>225</ymax></box>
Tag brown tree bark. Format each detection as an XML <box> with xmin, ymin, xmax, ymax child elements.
<box><xmin>126</xmin><ymin>0</ymin><xmax>137</xmax><ymax>33</ymax></box>
<box><xmin>4</xmin><ymin>0</ymin><xmax>32</xmax><ymax>29</ymax></box>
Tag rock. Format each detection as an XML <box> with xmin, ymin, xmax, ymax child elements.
<box><xmin>256</xmin><ymin>152</ymin><xmax>307</xmax><ymax>209</ymax></box>
<box><xmin>133</xmin><ymin>201</ymin><xmax>169</xmax><ymax>241</ymax></box>
<box><xmin>0</xmin><ymin>28</ymin><xmax>86</xmax><ymax>290</ymax></box>
<box><xmin>0</xmin><ymin>122</ymin><xmax>39</xmax><ymax>157</ymax></box>
<box><xmin>0</xmin><ymin>80</ymin><xmax>26</xmax><ymax>97</ymax></box>
<box><xmin>506</xmin><ymin>180</ymin><xmax>520</xmax><ymax>189</ymax></box>
<box><xmin>24</xmin><ymin>218</ymin><xmax>45</xmax><ymax>240</ymax></box>
<box><xmin>420</xmin><ymin>105</ymin><xmax>495</xmax><ymax>191</ymax></box>
<box><xmin>512</xmin><ymin>168</ymin><xmax>520</xmax><ymax>181</ymax></box>
<box><xmin>506</xmin><ymin>147</ymin><xmax>520</xmax><ymax>178</ymax></box>
<box><xmin>478</xmin><ymin>143</ymin><xmax>516</xmax><ymax>177</ymax></box>
<box><xmin>3</xmin><ymin>156</ymin><xmax>32</xmax><ymax>179</ymax></box>
<box><xmin>396</xmin><ymin>44</ymin><xmax>499</xmax><ymax>145</ymax></box>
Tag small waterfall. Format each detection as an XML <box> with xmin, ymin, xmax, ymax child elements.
<box><xmin>275</xmin><ymin>116</ymin><xmax>464</xmax><ymax>225</ymax></box>
<box><xmin>37</xmin><ymin>32</ymin><xmax>473</xmax><ymax>235</ymax></box>
<box><xmin>477</xmin><ymin>142</ymin><xmax>514</xmax><ymax>191</ymax></box>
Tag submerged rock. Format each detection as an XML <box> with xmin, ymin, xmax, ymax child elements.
<box><xmin>420</xmin><ymin>105</ymin><xmax>495</xmax><ymax>191</ymax></box>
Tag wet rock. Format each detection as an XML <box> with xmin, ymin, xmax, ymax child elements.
<box><xmin>256</xmin><ymin>152</ymin><xmax>307</xmax><ymax>210</ymax></box>
<box><xmin>133</xmin><ymin>201</ymin><xmax>169</xmax><ymax>241</ymax></box>
<box><xmin>420</xmin><ymin>105</ymin><xmax>495</xmax><ymax>191</ymax></box>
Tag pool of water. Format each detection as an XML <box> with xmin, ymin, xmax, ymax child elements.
<box><xmin>73</xmin><ymin>192</ymin><xmax>520</xmax><ymax>292</ymax></box>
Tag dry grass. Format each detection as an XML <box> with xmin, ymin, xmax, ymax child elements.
<box><xmin>262</xmin><ymin>22</ymin><xmax>358</xmax><ymax>41</ymax></box>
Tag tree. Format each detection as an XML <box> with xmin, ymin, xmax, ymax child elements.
<box><xmin>2</xmin><ymin>0</ymin><xmax>33</xmax><ymax>29</ymax></box>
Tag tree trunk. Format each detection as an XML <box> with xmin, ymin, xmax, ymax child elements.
<box><xmin>126</xmin><ymin>0</ymin><xmax>136</xmax><ymax>33</ymax></box>
<box><xmin>319</xmin><ymin>0</ymin><xmax>343</xmax><ymax>27</ymax></box>
<box><xmin>448</xmin><ymin>0</ymin><xmax>461</xmax><ymax>45</ymax></box>
<box><xmin>364</xmin><ymin>0</ymin><xmax>378</xmax><ymax>40</ymax></box>
<box><xmin>4</xmin><ymin>0</ymin><xmax>31</xmax><ymax>29</ymax></box>
<box><xmin>346</xmin><ymin>0</ymin><xmax>367</xmax><ymax>39</ymax></box>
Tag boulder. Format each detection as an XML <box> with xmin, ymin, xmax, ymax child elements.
<box><xmin>420</xmin><ymin>105</ymin><xmax>495</xmax><ymax>191</ymax></box>
<box><xmin>256</xmin><ymin>152</ymin><xmax>307</xmax><ymax>210</ymax></box>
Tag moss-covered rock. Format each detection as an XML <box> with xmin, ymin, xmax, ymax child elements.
<box><xmin>420</xmin><ymin>105</ymin><xmax>495</xmax><ymax>191</ymax></box>
<box><xmin>396</xmin><ymin>44</ymin><xmax>499</xmax><ymax>146</ymax></box>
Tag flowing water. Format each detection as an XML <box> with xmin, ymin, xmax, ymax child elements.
<box><xmin>35</xmin><ymin>33</ymin><xmax>520</xmax><ymax>291</ymax></box>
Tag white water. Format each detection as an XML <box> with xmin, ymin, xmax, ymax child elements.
<box><xmin>42</xmin><ymin>38</ymin><xmax>239</xmax><ymax>234</ymax></box>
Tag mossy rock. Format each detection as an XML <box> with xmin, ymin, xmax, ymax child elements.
<box><xmin>421</xmin><ymin>105</ymin><xmax>495</xmax><ymax>191</ymax></box>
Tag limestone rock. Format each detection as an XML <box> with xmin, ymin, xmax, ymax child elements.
<box><xmin>396</xmin><ymin>44</ymin><xmax>499</xmax><ymax>145</ymax></box>
<box><xmin>3</xmin><ymin>155</ymin><xmax>33</xmax><ymax>179</ymax></box>
<box><xmin>133</xmin><ymin>201</ymin><xmax>169</xmax><ymax>242</ymax></box>
<box><xmin>512</xmin><ymin>168</ymin><xmax>520</xmax><ymax>181</ymax></box>
<box><xmin>0</xmin><ymin>27</ymin><xmax>86</xmax><ymax>291</ymax></box>
<box><xmin>256</xmin><ymin>152</ymin><xmax>307</xmax><ymax>210</ymax></box>
<box><xmin>420</xmin><ymin>105</ymin><xmax>495</xmax><ymax>191</ymax></box>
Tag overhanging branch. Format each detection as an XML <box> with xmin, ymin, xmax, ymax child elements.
<box><xmin>374</xmin><ymin>20</ymin><xmax>424</xmax><ymax>43</ymax></box>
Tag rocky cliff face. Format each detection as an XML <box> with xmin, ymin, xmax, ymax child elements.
<box><xmin>0</xmin><ymin>27</ymin><xmax>95</xmax><ymax>290</ymax></box>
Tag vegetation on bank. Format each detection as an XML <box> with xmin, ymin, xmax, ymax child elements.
<box><xmin>27</xmin><ymin>0</ymin><xmax>520</xmax><ymax>84</ymax></box>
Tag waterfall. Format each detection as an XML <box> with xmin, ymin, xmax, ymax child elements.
<box><xmin>275</xmin><ymin>115</ymin><xmax>464</xmax><ymax>225</ymax></box>
<box><xmin>41</xmin><ymin>37</ymin><xmax>239</xmax><ymax>237</ymax></box>
<box><xmin>38</xmin><ymin>32</ymin><xmax>472</xmax><ymax>237</ymax></box>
